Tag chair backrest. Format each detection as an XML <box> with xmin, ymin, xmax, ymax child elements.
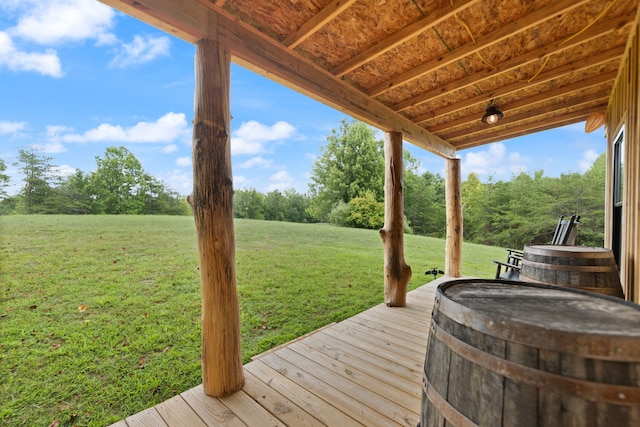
<box><xmin>551</xmin><ymin>215</ymin><xmax>580</xmax><ymax>245</ymax></box>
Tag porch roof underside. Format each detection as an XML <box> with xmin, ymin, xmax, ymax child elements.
<box><xmin>101</xmin><ymin>0</ymin><xmax>639</xmax><ymax>159</ymax></box>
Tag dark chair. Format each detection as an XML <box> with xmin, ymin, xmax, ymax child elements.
<box><xmin>493</xmin><ymin>215</ymin><xmax>580</xmax><ymax>280</ymax></box>
<box><xmin>551</xmin><ymin>214</ymin><xmax>580</xmax><ymax>245</ymax></box>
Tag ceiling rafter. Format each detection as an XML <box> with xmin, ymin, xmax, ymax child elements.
<box><xmin>427</xmin><ymin>71</ymin><xmax>617</xmax><ymax>133</ymax></box>
<box><xmin>101</xmin><ymin>0</ymin><xmax>210</xmax><ymax>42</ymax></box>
<box><xmin>283</xmin><ymin>0</ymin><xmax>358</xmax><ymax>49</ymax></box>
<box><xmin>452</xmin><ymin>105</ymin><xmax>605</xmax><ymax>148</ymax></box>
<box><xmin>393</xmin><ymin>15</ymin><xmax>631</xmax><ymax>113</ymax></box>
<box><xmin>100</xmin><ymin>0</ymin><xmax>638</xmax><ymax>155</ymax></box>
<box><xmin>440</xmin><ymin>90</ymin><xmax>610</xmax><ymax>140</ymax></box>
<box><xmin>330</xmin><ymin>0</ymin><xmax>480</xmax><ymax>77</ymax></box>
<box><xmin>211</xmin><ymin>8</ymin><xmax>457</xmax><ymax>157</ymax></box>
<box><xmin>367</xmin><ymin>0</ymin><xmax>591</xmax><ymax>97</ymax></box>
<box><xmin>410</xmin><ymin>47</ymin><xmax>624</xmax><ymax>124</ymax></box>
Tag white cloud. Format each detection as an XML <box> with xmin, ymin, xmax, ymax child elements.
<box><xmin>0</xmin><ymin>31</ymin><xmax>62</xmax><ymax>77</ymax></box>
<box><xmin>46</xmin><ymin>125</ymin><xmax>73</xmax><ymax>137</ymax></box>
<box><xmin>507</xmin><ymin>152</ymin><xmax>528</xmax><ymax>175</ymax></box>
<box><xmin>461</xmin><ymin>142</ymin><xmax>529</xmax><ymax>179</ymax></box>
<box><xmin>238</xmin><ymin>156</ymin><xmax>273</xmax><ymax>169</ymax></box>
<box><xmin>578</xmin><ymin>149</ymin><xmax>600</xmax><ymax>173</ymax></box>
<box><xmin>234</xmin><ymin>175</ymin><xmax>249</xmax><ymax>187</ymax></box>
<box><xmin>162</xmin><ymin>169</ymin><xmax>191</xmax><ymax>194</ymax></box>
<box><xmin>267</xmin><ymin>170</ymin><xmax>294</xmax><ymax>192</ymax></box>
<box><xmin>0</xmin><ymin>120</ymin><xmax>27</xmax><ymax>134</ymax></box>
<box><xmin>231</xmin><ymin>120</ymin><xmax>296</xmax><ymax>155</ymax></box>
<box><xmin>176</xmin><ymin>156</ymin><xmax>191</xmax><ymax>167</ymax></box>
<box><xmin>110</xmin><ymin>35</ymin><xmax>171</xmax><ymax>68</ymax></box>
<box><xmin>56</xmin><ymin>112</ymin><xmax>190</xmax><ymax>143</ymax></box>
<box><xmin>10</xmin><ymin>0</ymin><xmax>116</xmax><ymax>46</ymax></box>
<box><xmin>161</xmin><ymin>144</ymin><xmax>178</xmax><ymax>154</ymax></box>
<box><xmin>32</xmin><ymin>142</ymin><xmax>67</xmax><ymax>153</ymax></box>
<box><xmin>2</xmin><ymin>162</ymin><xmax>22</xmax><ymax>197</ymax></box>
<box><xmin>51</xmin><ymin>164</ymin><xmax>76</xmax><ymax>178</ymax></box>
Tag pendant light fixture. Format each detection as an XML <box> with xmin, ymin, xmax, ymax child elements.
<box><xmin>482</xmin><ymin>102</ymin><xmax>504</xmax><ymax>125</ymax></box>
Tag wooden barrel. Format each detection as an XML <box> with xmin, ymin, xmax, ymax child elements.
<box><xmin>421</xmin><ymin>279</ymin><xmax>640</xmax><ymax>427</ymax></box>
<box><xmin>520</xmin><ymin>245</ymin><xmax>624</xmax><ymax>298</ymax></box>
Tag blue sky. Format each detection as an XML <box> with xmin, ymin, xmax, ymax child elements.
<box><xmin>0</xmin><ymin>0</ymin><xmax>607</xmax><ymax>197</ymax></box>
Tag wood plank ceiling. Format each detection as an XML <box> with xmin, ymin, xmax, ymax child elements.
<box><xmin>101</xmin><ymin>0</ymin><xmax>638</xmax><ymax>158</ymax></box>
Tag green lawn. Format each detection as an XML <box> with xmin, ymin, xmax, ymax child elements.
<box><xmin>0</xmin><ymin>215</ymin><xmax>504</xmax><ymax>426</ymax></box>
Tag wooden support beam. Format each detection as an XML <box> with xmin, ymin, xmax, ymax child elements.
<box><xmin>99</xmin><ymin>0</ymin><xmax>209</xmax><ymax>42</ymax></box>
<box><xmin>191</xmin><ymin>37</ymin><xmax>244</xmax><ymax>397</ymax></box>
<box><xmin>445</xmin><ymin>158</ymin><xmax>462</xmax><ymax>278</ymax></box>
<box><xmin>380</xmin><ymin>131</ymin><xmax>412</xmax><ymax>307</ymax></box>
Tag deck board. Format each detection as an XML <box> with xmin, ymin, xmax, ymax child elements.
<box><xmin>155</xmin><ymin>395</ymin><xmax>208</xmax><ymax>427</ymax></box>
<box><xmin>110</xmin><ymin>278</ymin><xmax>446</xmax><ymax>426</ymax></box>
<box><xmin>181</xmin><ymin>387</ymin><xmax>247</xmax><ymax>427</ymax></box>
<box><xmin>303</xmin><ymin>335</ymin><xmax>421</xmax><ymax>392</ymax></box>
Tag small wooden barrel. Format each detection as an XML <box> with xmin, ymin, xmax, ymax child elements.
<box><xmin>421</xmin><ymin>279</ymin><xmax>640</xmax><ymax>427</ymax></box>
<box><xmin>521</xmin><ymin>245</ymin><xmax>624</xmax><ymax>298</ymax></box>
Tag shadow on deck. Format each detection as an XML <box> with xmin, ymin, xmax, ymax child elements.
<box><xmin>110</xmin><ymin>277</ymin><xmax>450</xmax><ymax>427</ymax></box>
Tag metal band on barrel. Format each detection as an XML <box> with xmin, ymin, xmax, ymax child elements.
<box><xmin>434</xmin><ymin>289</ymin><xmax>640</xmax><ymax>360</ymax></box>
<box><xmin>519</xmin><ymin>275</ymin><xmax>621</xmax><ymax>295</ymax></box>
<box><xmin>430</xmin><ymin>321</ymin><xmax>640</xmax><ymax>405</ymax></box>
<box><xmin>422</xmin><ymin>372</ymin><xmax>479</xmax><ymax>427</ymax></box>
<box><xmin>522</xmin><ymin>259</ymin><xmax>616</xmax><ymax>272</ymax></box>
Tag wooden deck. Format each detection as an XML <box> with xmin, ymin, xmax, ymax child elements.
<box><xmin>110</xmin><ymin>278</ymin><xmax>444</xmax><ymax>427</ymax></box>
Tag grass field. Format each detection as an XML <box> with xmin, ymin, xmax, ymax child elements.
<box><xmin>0</xmin><ymin>215</ymin><xmax>504</xmax><ymax>426</ymax></box>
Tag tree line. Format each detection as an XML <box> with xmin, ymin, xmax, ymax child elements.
<box><xmin>0</xmin><ymin>120</ymin><xmax>605</xmax><ymax>249</ymax></box>
<box><xmin>233</xmin><ymin>120</ymin><xmax>605</xmax><ymax>247</ymax></box>
<box><xmin>0</xmin><ymin>146</ymin><xmax>190</xmax><ymax>215</ymax></box>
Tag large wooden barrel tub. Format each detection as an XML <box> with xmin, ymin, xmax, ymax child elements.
<box><xmin>420</xmin><ymin>279</ymin><xmax>640</xmax><ymax>427</ymax></box>
<box><xmin>521</xmin><ymin>245</ymin><xmax>624</xmax><ymax>298</ymax></box>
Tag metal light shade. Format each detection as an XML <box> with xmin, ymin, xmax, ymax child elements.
<box><xmin>482</xmin><ymin>105</ymin><xmax>504</xmax><ymax>124</ymax></box>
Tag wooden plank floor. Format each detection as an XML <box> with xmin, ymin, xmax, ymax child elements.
<box><xmin>111</xmin><ymin>278</ymin><xmax>446</xmax><ymax>427</ymax></box>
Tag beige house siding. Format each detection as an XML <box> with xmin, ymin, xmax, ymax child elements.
<box><xmin>607</xmin><ymin>8</ymin><xmax>640</xmax><ymax>303</ymax></box>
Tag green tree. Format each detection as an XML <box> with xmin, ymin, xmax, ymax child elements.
<box><xmin>462</xmin><ymin>173</ymin><xmax>490</xmax><ymax>242</ymax></box>
<box><xmin>264</xmin><ymin>190</ymin><xmax>287</xmax><ymax>221</ymax></box>
<box><xmin>576</xmin><ymin>153</ymin><xmax>606</xmax><ymax>246</ymax></box>
<box><xmin>87</xmin><ymin>147</ymin><xmax>189</xmax><ymax>215</ymax></box>
<box><xmin>308</xmin><ymin>120</ymin><xmax>384</xmax><ymax>221</ymax></box>
<box><xmin>55</xmin><ymin>170</ymin><xmax>92</xmax><ymax>214</ymax></box>
<box><xmin>142</xmin><ymin>180</ymin><xmax>191</xmax><ymax>215</ymax></box>
<box><xmin>234</xmin><ymin>188</ymin><xmax>266</xmax><ymax>220</ymax></box>
<box><xmin>0</xmin><ymin>158</ymin><xmax>9</xmax><ymax>200</ymax></box>
<box><xmin>460</xmin><ymin>160</ymin><xmax>606</xmax><ymax>249</ymax></box>
<box><xmin>13</xmin><ymin>146</ymin><xmax>57</xmax><ymax>214</ymax></box>
<box><xmin>405</xmin><ymin>170</ymin><xmax>446</xmax><ymax>237</ymax></box>
<box><xmin>347</xmin><ymin>190</ymin><xmax>384</xmax><ymax>229</ymax></box>
<box><xmin>283</xmin><ymin>189</ymin><xmax>312</xmax><ymax>223</ymax></box>
<box><xmin>87</xmin><ymin>146</ymin><xmax>151</xmax><ymax>214</ymax></box>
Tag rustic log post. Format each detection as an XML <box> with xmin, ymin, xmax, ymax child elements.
<box><xmin>445</xmin><ymin>158</ymin><xmax>463</xmax><ymax>277</ymax></box>
<box><xmin>190</xmin><ymin>38</ymin><xmax>244</xmax><ymax>396</ymax></box>
<box><xmin>379</xmin><ymin>131</ymin><xmax>412</xmax><ymax>306</ymax></box>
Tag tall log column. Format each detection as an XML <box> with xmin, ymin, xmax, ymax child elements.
<box><xmin>445</xmin><ymin>158</ymin><xmax>463</xmax><ymax>277</ymax></box>
<box><xmin>190</xmin><ymin>38</ymin><xmax>244</xmax><ymax>396</ymax></box>
<box><xmin>380</xmin><ymin>131</ymin><xmax>412</xmax><ymax>307</ymax></box>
